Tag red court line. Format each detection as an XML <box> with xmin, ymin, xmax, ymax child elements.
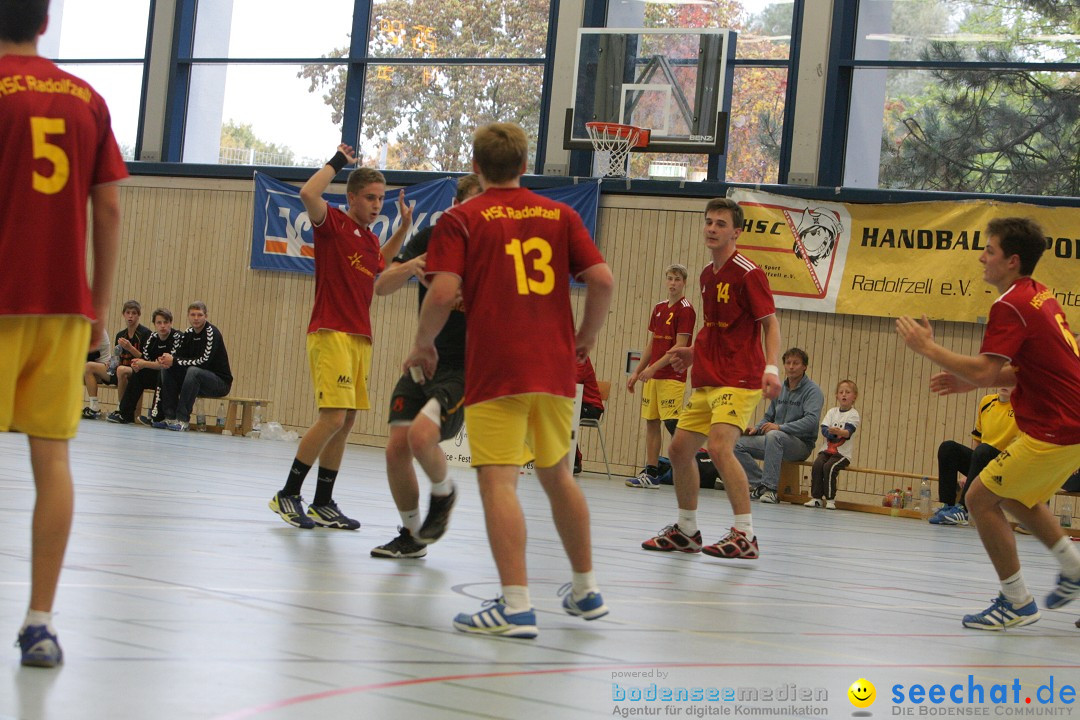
<box><xmin>212</xmin><ymin>662</ymin><xmax>1080</xmax><ymax>719</ymax></box>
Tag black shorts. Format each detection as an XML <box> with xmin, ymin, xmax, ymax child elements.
<box><xmin>387</xmin><ymin>365</ymin><xmax>465</xmax><ymax>442</ymax></box>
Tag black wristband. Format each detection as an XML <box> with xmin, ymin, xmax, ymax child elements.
<box><xmin>326</xmin><ymin>151</ymin><xmax>348</xmax><ymax>173</ymax></box>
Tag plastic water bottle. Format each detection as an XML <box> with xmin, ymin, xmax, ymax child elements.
<box><xmin>216</xmin><ymin>401</ymin><xmax>225</xmax><ymax>431</ymax></box>
<box><xmin>196</xmin><ymin>412</ymin><xmax>206</xmax><ymax>431</ymax></box>
<box><xmin>1061</xmin><ymin>500</ymin><xmax>1074</xmax><ymax>528</ymax></box>
<box><xmin>903</xmin><ymin>487</ymin><xmax>913</xmax><ymax>509</ymax></box>
<box><xmin>918</xmin><ymin>476</ymin><xmax>932</xmax><ymax>518</ymax></box>
<box><xmin>252</xmin><ymin>402</ymin><xmax>263</xmax><ymax>430</ymax></box>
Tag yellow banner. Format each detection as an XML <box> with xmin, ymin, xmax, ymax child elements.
<box><xmin>729</xmin><ymin>189</ymin><xmax>1080</xmax><ymax>323</ymax></box>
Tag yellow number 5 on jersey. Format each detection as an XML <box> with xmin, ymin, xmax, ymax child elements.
<box><xmin>1057</xmin><ymin>314</ymin><xmax>1080</xmax><ymax>357</ymax></box>
<box><xmin>505</xmin><ymin>237</ymin><xmax>555</xmax><ymax>295</ymax></box>
<box><xmin>31</xmin><ymin>116</ymin><xmax>69</xmax><ymax>195</ymax></box>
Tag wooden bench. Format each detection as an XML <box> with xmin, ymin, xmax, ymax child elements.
<box><xmin>778</xmin><ymin>460</ymin><xmax>1080</xmax><ymax>537</ymax></box>
<box><xmin>220</xmin><ymin>397</ymin><xmax>270</xmax><ymax>437</ymax></box>
<box><xmin>90</xmin><ymin>388</ymin><xmax>269</xmax><ymax>437</ymax></box>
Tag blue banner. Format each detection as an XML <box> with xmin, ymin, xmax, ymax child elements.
<box><xmin>251</xmin><ymin>172</ymin><xmax>601</xmax><ymax>274</ymax></box>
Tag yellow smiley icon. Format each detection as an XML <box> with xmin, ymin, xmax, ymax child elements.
<box><xmin>848</xmin><ymin>678</ymin><xmax>876</xmax><ymax>708</ymax></box>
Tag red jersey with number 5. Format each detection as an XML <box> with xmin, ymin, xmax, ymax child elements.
<box><xmin>979</xmin><ymin>277</ymin><xmax>1080</xmax><ymax>444</ymax></box>
<box><xmin>0</xmin><ymin>55</ymin><xmax>128</xmax><ymax>318</ymax></box>
<box><xmin>425</xmin><ymin>186</ymin><xmax>605</xmax><ymax>405</ymax></box>
<box><xmin>647</xmin><ymin>297</ymin><xmax>696</xmax><ymax>381</ymax></box>
<box><xmin>691</xmin><ymin>253</ymin><xmax>775</xmax><ymax>390</ymax></box>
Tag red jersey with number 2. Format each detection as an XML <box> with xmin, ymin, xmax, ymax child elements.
<box><xmin>648</xmin><ymin>297</ymin><xmax>696</xmax><ymax>381</ymax></box>
<box><xmin>979</xmin><ymin>277</ymin><xmax>1080</xmax><ymax>444</ymax></box>
<box><xmin>691</xmin><ymin>253</ymin><xmax>775</xmax><ymax>390</ymax></box>
<box><xmin>0</xmin><ymin>55</ymin><xmax>128</xmax><ymax>318</ymax></box>
<box><xmin>425</xmin><ymin>186</ymin><xmax>605</xmax><ymax>405</ymax></box>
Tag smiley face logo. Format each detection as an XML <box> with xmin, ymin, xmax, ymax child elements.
<box><xmin>848</xmin><ymin>679</ymin><xmax>876</xmax><ymax>708</ymax></box>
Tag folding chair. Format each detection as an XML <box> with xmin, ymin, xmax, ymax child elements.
<box><xmin>578</xmin><ymin>381</ymin><xmax>611</xmax><ymax>481</ymax></box>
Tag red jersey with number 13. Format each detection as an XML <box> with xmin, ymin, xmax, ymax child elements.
<box><xmin>648</xmin><ymin>297</ymin><xmax>696</xmax><ymax>381</ymax></box>
<box><xmin>0</xmin><ymin>55</ymin><xmax>128</xmax><ymax>318</ymax></box>
<box><xmin>691</xmin><ymin>253</ymin><xmax>775</xmax><ymax>390</ymax></box>
<box><xmin>979</xmin><ymin>277</ymin><xmax>1080</xmax><ymax>444</ymax></box>
<box><xmin>425</xmin><ymin>186</ymin><xmax>605</xmax><ymax>405</ymax></box>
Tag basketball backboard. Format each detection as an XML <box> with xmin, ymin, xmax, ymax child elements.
<box><xmin>564</xmin><ymin>28</ymin><xmax>736</xmax><ymax>154</ymax></box>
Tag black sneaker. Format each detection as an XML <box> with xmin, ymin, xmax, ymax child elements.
<box><xmin>417</xmin><ymin>489</ymin><xmax>457</xmax><ymax>545</ymax></box>
<box><xmin>306</xmin><ymin>500</ymin><xmax>361</xmax><ymax>530</ymax></box>
<box><xmin>106</xmin><ymin>411</ymin><xmax>131</xmax><ymax>424</ymax></box>
<box><xmin>81</xmin><ymin>407</ymin><xmax>100</xmax><ymax>420</ymax></box>
<box><xmin>750</xmin><ymin>485</ymin><xmax>767</xmax><ymax>500</ymax></box>
<box><xmin>371</xmin><ymin>528</ymin><xmax>428</xmax><ymax>558</ymax></box>
<box><xmin>268</xmin><ymin>492</ymin><xmax>315</xmax><ymax>529</ymax></box>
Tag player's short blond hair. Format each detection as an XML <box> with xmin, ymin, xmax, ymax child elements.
<box><xmin>664</xmin><ymin>264</ymin><xmax>688</xmax><ymax>281</ymax></box>
<box><xmin>455</xmin><ymin>174</ymin><xmax>482</xmax><ymax>203</ymax></box>
<box><xmin>473</xmin><ymin>123</ymin><xmax>528</xmax><ymax>184</ymax></box>
<box><xmin>346</xmin><ymin>167</ymin><xmax>386</xmax><ymax>195</ymax></box>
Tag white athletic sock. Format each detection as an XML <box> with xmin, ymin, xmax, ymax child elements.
<box><xmin>571</xmin><ymin>571</ymin><xmax>598</xmax><ymax>599</ymax></box>
<box><xmin>430</xmin><ymin>476</ymin><xmax>455</xmax><ymax>498</ymax></box>
<box><xmin>501</xmin><ymin>585</ymin><xmax>531</xmax><ymax>614</ymax></box>
<box><xmin>1051</xmin><ymin>536</ymin><xmax>1080</xmax><ymax>579</ymax></box>
<box><xmin>399</xmin><ymin>508</ymin><xmax>421</xmax><ymax>535</ymax></box>
<box><xmin>89</xmin><ymin>397</ymin><xmax>99</xmax><ymax>411</ymax></box>
<box><xmin>733</xmin><ymin>514</ymin><xmax>754</xmax><ymax>539</ymax></box>
<box><xmin>22</xmin><ymin>610</ymin><xmax>55</xmax><ymax>634</ymax></box>
<box><xmin>1000</xmin><ymin>570</ymin><xmax>1032</xmax><ymax>605</ymax></box>
<box><xmin>677</xmin><ymin>509</ymin><xmax>698</xmax><ymax>536</ymax></box>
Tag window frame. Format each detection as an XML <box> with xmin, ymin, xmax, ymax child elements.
<box><xmin>162</xmin><ymin>0</ymin><xmax>559</xmax><ymax>172</ymax></box>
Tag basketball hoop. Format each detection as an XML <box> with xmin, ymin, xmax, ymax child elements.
<box><xmin>585</xmin><ymin>122</ymin><xmax>650</xmax><ymax>178</ymax></box>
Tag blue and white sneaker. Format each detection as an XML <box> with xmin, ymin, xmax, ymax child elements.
<box><xmin>16</xmin><ymin>625</ymin><xmax>63</xmax><ymax>668</ymax></box>
<box><xmin>928</xmin><ymin>504</ymin><xmax>953</xmax><ymax>524</ymax></box>
<box><xmin>625</xmin><ymin>470</ymin><xmax>660</xmax><ymax>489</ymax></box>
<box><xmin>938</xmin><ymin>505</ymin><xmax>969</xmax><ymax>526</ymax></box>
<box><xmin>1045</xmin><ymin>573</ymin><xmax>1080</xmax><ymax>609</ymax></box>
<box><xmin>962</xmin><ymin>594</ymin><xmax>1040</xmax><ymax>630</ymax></box>
<box><xmin>559</xmin><ymin>583</ymin><xmax>609</xmax><ymax>620</ymax></box>
<box><xmin>453</xmin><ymin>598</ymin><xmax>538</xmax><ymax>638</ymax></box>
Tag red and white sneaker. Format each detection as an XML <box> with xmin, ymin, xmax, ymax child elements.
<box><xmin>702</xmin><ymin>527</ymin><xmax>759</xmax><ymax>559</ymax></box>
<box><xmin>641</xmin><ymin>524</ymin><xmax>703</xmax><ymax>553</ymax></box>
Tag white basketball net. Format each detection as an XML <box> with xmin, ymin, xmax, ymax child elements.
<box><xmin>586</xmin><ymin>124</ymin><xmax>642</xmax><ymax>178</ymax></box>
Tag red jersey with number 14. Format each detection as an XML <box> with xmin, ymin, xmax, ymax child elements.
<box><xmin>307</xmin><ymin>205</ymin><xmax>385</xmax><ymax>338</ymax></box>
<box><xmin>979</xmin><ymin>277</ymin><xmax>1080</xmax><ymax>444</ymax></box>
<box><xmin>691</xmin><ymin>253</ymin><xmax>775</xmax><ymax>390</ymax></box>
<box><xmin>0</xmin><ymin>55</ymin><xmax>128</xmax><ymax>318</ymax></box>
<box><xmin>426</xmin><ymin>186</ymin><xmax>605</xmax><ymax>405</ymax></box>
<box><xmin>648</xmin><ymin>297</ymin><xmax>696</xmax><ymax>381</ymax></box>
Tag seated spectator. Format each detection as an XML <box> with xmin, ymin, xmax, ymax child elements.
<box><xmin>805</xmin><ymin>380</ymin><xmax>860</xmax><ymax>509</ymax></box>
<box><xmin>82</xmin><ymin>300</ymin><xmax>151</xmax><ymax>419</ymax></box>
<box><xmin>930</xmin><ymin>387</ymin><xmax>1018</xmax><ymax>526</ymax></box>
<box><xmin>734</xmin><ymin>347</ymin><xmax>824</xmax><ymax>504</ymax></box>
<box><xmin>158</xmin><ymin>302</ymin><xmax>232</xmax><ymax>431</ymax></box>
<box><xmin>107</xmin><ymin>308</ymin><xmax>181</xmax><ymax>425</ymax></box>
<box><xmin>575</xmin><ymin>356</ymin><xmax>605</xmax><ymax>475</ymax></box>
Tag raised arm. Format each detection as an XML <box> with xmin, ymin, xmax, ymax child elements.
<box><xmin>300</xmin><ymin>144</ymin><xmax>356</xmax><ymax>226</ymax></box>
<box><xmin>380</xmin><ymin>189</ymin><xmax>413</xmax><ymax>265</ymax></box>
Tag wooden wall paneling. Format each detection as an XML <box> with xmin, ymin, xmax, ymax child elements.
<box><xmin>113</xmin><ymin>178</ymin><xmax>1008</xmax><ymax>502</ymax></box>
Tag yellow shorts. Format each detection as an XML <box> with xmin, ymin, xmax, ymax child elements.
<box><xmin>306</xmin><ymin>330</ymin><xmax>372</xmax><ymax>410</ymax></box>
<box><xmin>0</xmin><ymin>315</ymin><xmax>91</xmax><ymax>439</ymax></box>
<box><xmin>465</xmin><ymin>393</ymin><xmax>573</xmax><ymax>468</ymax></box>
<box><xmin>978</xmin><ymin>432</ymin><xmax>1080</xmax><ymax>507</ymax></box>
<box><xmin>677</xmin><ymin>386</ymin><xmax>762</xmax><ymax>436</ymax></box>
<box><xmin>640</xmin><ymin>378</ymin><xmax>686</xmax><ymax>421</ymax></box>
